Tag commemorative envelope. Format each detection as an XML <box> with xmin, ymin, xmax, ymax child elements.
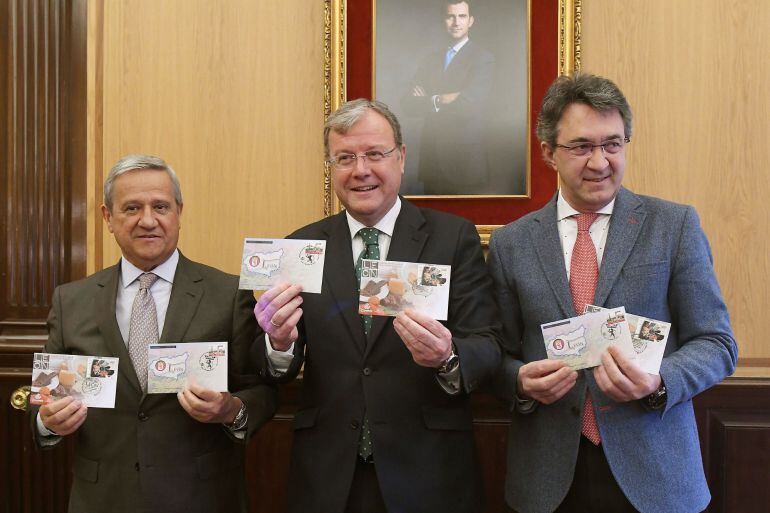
<box><xmin>30</xmin><ymin>353</ymin><xmax>119</xmax><ymax>408</ymax></box>
<box><xmin>238</xmin><ymin>238</ymin><xmax>325</xmax><ymax>294</ymax></box>
<box><xmin>358</xmin><ymin>259</ymin><xmax>451</xmax><ymax>320</ymax></box>
<box><xmin>147</xmin><ymin>342</ymin><xmax>228</xmax><ymax>394</ymax></box>
<box><xmin>541</xmin><ymin>307</ymin><xmax>636</xmax><ymax>370</ymax></box>
<box><xmin>584</xmin><ymin>305</ymin><xmax>670</xmax><ymax>374</ymax></box>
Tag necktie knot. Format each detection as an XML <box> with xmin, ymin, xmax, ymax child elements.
<box><xmin>359</xmin><ymin>227</ymin><xmax>380</xmax><ymax>251</ymax></box>
<box><xmin>575</xmin><ymin>213</ymin><xmax>599</xmax><ymax>232</ymax></box>
<box><xmin>138</xmin><ymin>272</ymin><xmax>159</xmax><ymax>290</ymax></box>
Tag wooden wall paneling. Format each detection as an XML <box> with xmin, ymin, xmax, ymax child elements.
<box><xmin>580</xmin><ymin>0</ymin><xmax>770</xmax><ymax>376</ymax></box>
<box><xmin>1</xmin><ymin>0</ymin><xmax>88</xmax><ymax>345</ymax></box>
<box><xmin>1</xmin><ymin>0</ymin><xmax>87</xmax><ymax>511</ymax></box>
<box><xmin>694</xmin><ymin>379</ymin><xmax>770</xmax><ymax>513</ymax></box>
<box><xmin>97</xmin><ymin>0</ymin><xmax>326</xmax><ymax>275</ymax></box>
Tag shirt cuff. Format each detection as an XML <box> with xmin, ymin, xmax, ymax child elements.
<box><xmin>36</xmin><ymin>412</ymin><xmax>63</xmax><ymax>445</ymax></box>
<box><xmin>513</xmin><ymin>393</ymin><xmax>538</xmax><ymax>414</ymax></box>
<box><xmin>431</xmin><ymin>95</ymin><xmax>440</xmax><ymax>112</ymax></box>
<box><xmin>436</xmin><ymin>364</ymin><xmax>462</xmax><ymax>395</ymax></box>
<box><xmin>265</xmin><ymin>335</ymin><xmax>295</xmax><ymax>375</ymax></box>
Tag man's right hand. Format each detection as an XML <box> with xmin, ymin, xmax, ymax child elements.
<box><xmin>39</xmin><ymin>396</ymin><xmax>88</xmax><ymax>436</ymax></box>
<box><xmin>517</xmin><ymin>359</ymin><xmax>578</xmax><ymax>405</ymax></box>
<box><xmin>254</xmin><ymin>283</ymin><xmax>303</xmax><ymax>352</ymax></box>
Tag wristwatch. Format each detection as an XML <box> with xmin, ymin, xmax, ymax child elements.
<box><xmin>644</xmin><ymin>383</ymin><xmax>668</xmax><ymax>411</ymax></box>
<box><xmin>226</xmin><ymin>401</ymin><xmax>248</xmax><ymax>430</ymax></box>
<box><xmin>437</xmin><ymin>344</ymin><xmax>459</xmax><ymax>374</ymax></box>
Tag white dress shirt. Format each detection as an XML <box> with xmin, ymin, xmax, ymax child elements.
<box><xmin>556</xmin><ymin>190</ymin><xmax>615</xmax><ymax>277</ymax></box>
<box><xmin>116</xmin><ymin>250</ymin><xmax>178</xmax><ymax>343</ymax></box>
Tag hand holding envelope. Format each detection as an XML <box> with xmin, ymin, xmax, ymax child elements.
<box><xmin>39</xmin><ymin>396</ymin><xmax>88</xmax><ymax>436</ymax></box>
<box><xmin>178</xmin><ymin>382</ymin><xmax>243</xmax><ymax>425</ymax></box>
<box><xmin>593</xmin><ymin>345</ymin><xmax>662</xmax><ymax>402</ymax></box>
<box><xmin>254</xmin><ymin>283</ymin><xmax>303</xmax><ymax>351</ymax></box>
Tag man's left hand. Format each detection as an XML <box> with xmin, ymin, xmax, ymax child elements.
<box><xmin>393</xmin><ymin>308</ymin><xmax>452</xmax><ymax>368</ymax></box>
<box><xmin>593</xmin><ymin>345</ymin><xmax>661</xmax><ymax>402</ymax></box>
<box><xmin>178</xmin><ymin>382</ymin><xmax>242</xmax><ymax>424</ymax></box>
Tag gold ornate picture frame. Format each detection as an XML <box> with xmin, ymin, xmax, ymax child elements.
<box><xmin>324</xmin><ymin>0</ymin><xmax>580</xmax><ymax>241</ymax></box>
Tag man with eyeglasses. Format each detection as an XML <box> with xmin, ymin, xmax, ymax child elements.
<box><xmin>488</xmin><ymin>73</ymin><xmax>737</xmax><ymax>513</ymax></box>
<box><xmin>253</xmin><ymin>99</ymin><xmax>501</xmax><ymax>513</ymax></box>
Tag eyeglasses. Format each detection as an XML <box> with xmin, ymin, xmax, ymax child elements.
<box><xmin>554</xmin><ymin>137</ymin><xmax>630</xmax><ymax>158</ymax></box>
<box><xmin>327</xmin><ymin>147</ymin><xmax>398</xmax><ymax>169</ymax></box>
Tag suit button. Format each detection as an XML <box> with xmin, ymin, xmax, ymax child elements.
<box><xmin>362</xmin><ymin>367</ymin><xmax>372</xmax><ymax>376</ymax></box>
<box><xmin>571</xmin><ymin>406</ymin><xmax>580</xmax><ymax>416</ymax></box>
<box><xmin>134</xmin><ymin>462</ymin><xmax>140</xmax><ymax>471</ymax></box>
<box><xmin>350</xmin><ymin>420</ymin><xmax>359</xmax><ymax>429</ymax></box>
<box><xmin>138</xmin><ymin>412</ymin><xmax>148</xmax><ymax>421</ymax></box>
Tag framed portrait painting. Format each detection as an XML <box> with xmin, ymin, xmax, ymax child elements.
<box><xmin>324</xmin><ymin>0</ymin><xmax>581</xmax><ymax>241</ymax></box>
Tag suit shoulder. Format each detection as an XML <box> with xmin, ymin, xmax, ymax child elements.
<box><xmin>419</xmin><ymin>207</ymin><xmax>476</xmax><ymax>231</ymax></box>
<box><xmin>54</xmin><ymin>266</ymin><xmax>116</xmax><ymax>296</ymax></box>
<box><xmin>634</xmin><ymin>192</ymin><xmax>691</xmax><ymax>212</ymax></box>
<box><xmin>288</xmin><ymin>213</ymin><xmax>342</xmax><ymax>239</ymax></box>
<box><xmin>631</xmin><ymin>192</ymin><xmax>697</xmax><ymax>226</ymax></box>
<box><xmin>181</xmin><ymin>258</ymin><xmax>239</xmax><ymax>286</ymax></box>
<box><xmin>492</xmin><ymin>207</ymin><xmax>544</xmax><ymax>241</ymax></box>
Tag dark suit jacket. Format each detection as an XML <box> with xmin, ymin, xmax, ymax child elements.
<box><xmin>256</xmin><ymin>199</ymin><xmax>501</xmax><ymax>513</ymax></box>
<box><xmin>488</xmin><ymin>188</ymin><xmax>738</xmax><ymax>513</ymax></box>
<box><xmin>31</xmin><ymin>253</ymin><xmax>277</xmax><ymax>513</ymax></box>
<box><xmin>402</xmin><ymin>40</ymin><xmax>495</xmax><ymax>192</ymax></box>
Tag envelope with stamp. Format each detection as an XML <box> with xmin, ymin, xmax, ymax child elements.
<box><xmin>541</xmin><ymin>307</ymin><xmax>636</xmax><ymax>370</ymax></box>
<box><xmin>30</xmin><ymin>353</ymin><xmax>119</xmax><ymax>408</ymax></box>
<box><xmin>358</xmin><ymin>259</ymin><xmax>451</xmax><ymax>320</ymax></box>
<box><xmin>147</xmin><ymin>342</ymin><xmax>228</xmax><ymax>394</ymax></box>
<box><xmin>239</xmin><ymin>238</ymin><xmax>326</xmax><ymax>294</ymax></box>
<box><xmin>584</xmin><ymin>305</ymin><xmax>670</xmax><ymax>374</ymax></box>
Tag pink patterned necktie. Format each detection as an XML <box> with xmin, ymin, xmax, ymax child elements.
<box><xmin>570</xmin><ymin>213</ymin><xmax>602</xmax><ymax>445</ymax></box>
<box><xmin>128</xmin><ymin>272</ymin><xmax>160</xmax><ymax>392</ymax></box>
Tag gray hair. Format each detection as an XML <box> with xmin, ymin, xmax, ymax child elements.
<box><xmin>536</xmin><ymin>72</ymin><xmax>633</xmax><ymax>147</ymax></box>
<box><xmin>103</xmin><ymin>154</ymin><xmax>183</xmax><ymax>210</ymax></box>
<box><xmin>324</xmin><ymin>99</ymin><xmax>403</xmax><ymax>158</ymax></box>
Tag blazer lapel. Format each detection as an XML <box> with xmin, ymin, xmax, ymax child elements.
<box><xmin>96</xmin><ymin>263</ymin><xmax>143</xmax><ymax>395</ymax></box>
<box><xmin>530</xmin><ymin>196</ymin><xmax>576</xmax><ymax>318</ymax></box>
<box><xmin>365</xmin><ymin>200</ymin><xmax>428</xmax><ymax>356</ymax></box>
<box><xmin>594</xmin><ymin>188</ymin><xmax>646</xmax><ymax>307</ymax></box>
<box><xmin>323</xmin><ymin>213</ymin><xmax>368</xmax><ymax>353</ymax></box>
<box><xmin>158</xmin><ymin>254</ymin><xmax>203</xmax><ymax>344</ymax></box>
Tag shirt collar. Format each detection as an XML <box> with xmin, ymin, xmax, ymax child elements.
<box><xmin>346</xmin><ymin>197</ymin><xmax>402</xmax><ymax>240</ymax></box>
<box><xmin>556</xmin><ymin>190</ymin><xmax>615</xmax><ymax>221</ymax></box>
<box><xmin>120</xmin><ymin>249</ymin><xmax>179</xmax><ymax>288</ymax></box>
<box><xmin>450</xmin><ymin>37</ymin><xmax>470</xmax><ymax>53</ymax></box>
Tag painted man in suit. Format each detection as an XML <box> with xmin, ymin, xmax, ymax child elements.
<box><xmin>402</xmin><ymin>0</ymin><xmax>494</xmax><ymax>195</ymax></box>
<box><xmin>254</xmin><ymin>99</ymin><xmax>501</xmax><ymax>513</ymax></box>
<box><xmin>488</xmin><ymin>73</ymin><xmax>738</xmax><ymax>513</ymax></box>
<box><xmin>31</xmin><ymin>155</ymin><xmax>277</xmax><ymax>513</ymax></box>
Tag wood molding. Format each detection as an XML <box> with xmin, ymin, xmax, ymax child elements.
<box><xmin>0</xmin><ymin>0</ymin><xmax>88</xmax><ymax>343</ymax></box>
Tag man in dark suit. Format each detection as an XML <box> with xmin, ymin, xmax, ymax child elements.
<box><xmin>31</xmin><ymin>155</ymin><xmax>277</xmax><ymax>513</ymax></box>
<box><xmin>488</xmin><ymin>73</ymin><xmax>738</xmax><ymax>513</ymax></box>
<box><xmin>254</xmin><ymin>99</ymin><xmax>500</xmax><ymax>513</ymax></box>
<box><xmin>402</xmin><ymin>0</ymin><xmax>494</xmax><ymax>195</ymax></box>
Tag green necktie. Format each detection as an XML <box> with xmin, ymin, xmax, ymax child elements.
<box><xmin>355</xmin><ymin>227</ymin><xmax>380</xmax><ymax>459</ymax></box>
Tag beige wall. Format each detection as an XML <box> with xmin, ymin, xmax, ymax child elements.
<box><xmin>89</xmin><ymin>0</ymin><xmax>325</xmax><ymax>275</ymax></box>
<box><xmin>86</xmin><ymin>0</ymin><xmax>768</xmax><ymax>376</ymax></box>
<box><xmin>582</xmin><ymin>0</ymin><xmax>770</xmax><ymax>375</ymax></box>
